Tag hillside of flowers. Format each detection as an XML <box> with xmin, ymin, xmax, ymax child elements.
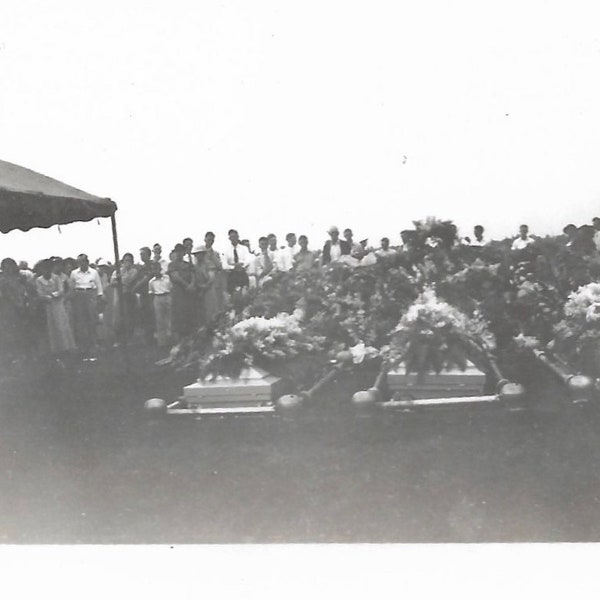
<box><xmin>170</xmin><ymin>218</ymin><xmax>600</xmax><ymax>388</ymax></box>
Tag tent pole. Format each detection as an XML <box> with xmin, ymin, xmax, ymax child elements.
<box><xmin>110</xmin><ymin>214</ymin><xmax>128</xmax><ymax>368</ymax></box>
<box><xmin>110</xmin><ymin>214</ymin><xmax>121</xmax><ymax>278</ymax></box>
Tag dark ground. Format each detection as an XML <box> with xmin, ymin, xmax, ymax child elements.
<box><xmin>2</xmin><ymin>347</ymin><xmax>600</xmax><ymax>544</ymax></box>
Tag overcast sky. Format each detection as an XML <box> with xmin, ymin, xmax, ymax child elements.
<box><xmin>1</xmin><ymin>0</ymin><xmax>600</xmax><ymax>263</ymax></box>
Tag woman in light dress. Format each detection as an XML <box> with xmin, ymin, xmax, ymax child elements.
<box><xmin>35</xmin><ymin>259</ymin><xmax>76</xmax><ymax>356</ymax></box>
<box><xmin>202</xmin><ymin>232</ymin><xmax>226</xmax><ymax>322</ymax></box>
<box><xmin>110</xmin><ymin>253</ymin><xmax>139</xmax><ymax>343</ymax></box>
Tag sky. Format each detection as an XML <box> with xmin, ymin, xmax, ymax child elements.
<box><xmin>1</xmin><ymin>0</ymin><xmax>600</xmax><ymax>263</ymax></box>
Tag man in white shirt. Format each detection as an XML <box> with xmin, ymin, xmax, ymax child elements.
<box><xmin>344</xmin><ymin>228</ymin><xmax>364</xmax><ymax>259</ymax></box>
<box><xmin>375</xmin><ymin>237</ymin><xmax>398</xmax><ymax>259</ymax></box>
<box><xmin>249</xmin><ymin>236</ymin><xmax>276</xmax><ymax>287</ymax></box>
<box><xmin>69</xmin><ymin>253</ymin><xmax>103</xmax><ymax>356</ymax></box>
<box><xmin>182</xmin><ymin>237</ymin><xmax>194</xmax><ymax>264</ymax></box>
<box><xmin>277</xmin><ymin>233</ymin><xmax>299</xmax><ymax>271</ymax></box>
<box><xmin>152</xmin><ymin>243</ymin><xmax>170</xmax><ymax>274</ymax></box>
<box><xmin>265</xmin><ymin>234</ymin><xmax>284</xmax><ymax>270</ymax></box>
<box><xmin>511</xmin><ymin>224</ymin><xmax>535</xmax><ymax>251</ymax></box>
<box><xmin>222</xmin><ymin>229</ymin><xmax>251</xmax><ymax>294</ymax></box>
<box><xmin>18</xmin><ymin>261</ymin><xmax>35</xmax><ymax>283</ymax></box>
<box><xmin>321</xmin><ymin>226</ymin><xmax>351</xmax><ymax>265</ymax></box>
<box><xmin>469</xmin><ymin>225</ymin><xmax>487</xmax><ymax>247</ymax></box>
<box><xmin>148</xmin><ymin>261</ymin><xmax>172</xmax><ymax>348</ymax></box>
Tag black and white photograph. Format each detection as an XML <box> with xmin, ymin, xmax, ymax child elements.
<box><xmin>2</xmin><ymin>0</ymin><xmax>600</xmax><ymax>591</ymax></box>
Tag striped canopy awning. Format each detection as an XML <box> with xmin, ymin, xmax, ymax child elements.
<box><xmin>0</xmin><ymin>159</ymin><xmax>116</xmax><ymax>233</ymax></box>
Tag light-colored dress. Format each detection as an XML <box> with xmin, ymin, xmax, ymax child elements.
<box><xmin>36</xmin><ymin>274</ymin><xmax>76</xmax><ymax>353</ymax></box>
<box><xmin>203</xmin><ymin>248</ymin><xmax>226</xmax><ymax>321</ymax></box>
<box><xmin>110</xmin><ymin>266</ymin><xmax>139</xmax><ymax>338</ymax></box>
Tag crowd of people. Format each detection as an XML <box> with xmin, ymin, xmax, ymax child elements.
<box><xmin>2</xmin><ymin>218</ymin><xmax>600</xmax><ymax>367</ymax></box>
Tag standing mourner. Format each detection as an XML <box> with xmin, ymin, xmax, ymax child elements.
<box><xmin>168</xmin><ymin>243</ymin><xmax>196</xmax><ymax>340</ymax></box>
<box><xmin>135</xmin><ymin>247</ymin><xmax>155</xmax><ymax>344</ymax></box>
<box><xmin>278</xmin><ymin>233</ymin><xmax>298</xmax><ymax>271</ymax></box>
<box><xmin>69</xmin><ymin>254</ymin><xmax>103</xmax><ymax>357</ymax></box>
<box><xmin>35</xmin><ymin>259</ymin><xmax>76</xmax><ymax>357</ymax></box>
<box><xmin>321</xmin><ymin>226</ymin><xmax>351</xmax><ymax>265</ymax></box>
<box><xmin>148</xmin><ymin>261</ymin><xmax>172</xmax><ymax>349</ymax></box>
<box><xmin>19</xmin><ymin>261</ymin><xmax>35</xmax><ymax>283</ymax></box>
<box><xmin>202</xmin><ymin>231</ymin><xmax>226</xmax><ymax>322</ymax></box>
<box><xmin>293</xmin><ymin>235</ymin><xmax>315</xmax><ymax>271</ymax></box>
<box><xmin>511</xmin><ymin>224</ymin><xmax>535</xmax><ymax>251</ymax></box>
<box><xmin>343</xmin><ymin>228</ymin><xmax>364</xmax><ymax>259</ymax></box>
<box><xmin>222</xmin><ymin>229</ymin><xmax>251</xmax><ymax>294</ymax></box>
<box><xmin>469</xmin><ymin>225</ymin><xmax>487</xmax><ymax>247</ymax></box>
<box><xmin>266</xmin><ymin>234</ymin><xmax>284</xmax><ymax>270</ymax></box>
<box><xmin>575</xmin><ymin>225</ymin><xmax>596</xmax><ymax>256</ymax></box>
<box><xmin>110</xmin><ymin>253</ymin><xmax>139</xmax><ymax>344</ymax></box>
<box><xmin>192</xmin><ymin>246</ymin><xmax>211</xmax><ymax>326</ymax></box>
<box><xmin>95</xmin><ymin>259</ymin><xmax>114</xmax><ymax>346</ymax></box>
<box><xmin>0</xmin><ymin>258</ymin><xmax>37</xmax><ymax>364</ymax></box>
<box><xmin>152</xmin><ymin>243</ymin><xmax>169</xmax><ymax>274</ymax></box>
<box><xmin>563</xmin><ymin>224</ymin><xmax>578</xmax><ymax>249</ymax></box>
<box><xmin>182</xmin><ymin>237</ymin><xmax>194</xmax><ymax>264</ymax></box>
<box><xmin>249</xmin><ymin>236</ymin><xmax>276</xmax><ymax>287</ymax></box>
<box><xmin>63</xmin><ymin>257</ymin><xmax>77</xmax><ymax>277</ymax></box>
<box><xmin>375</xmin><ymin>237</ymin><xmax>397</xmax><ymax>259</ymax></box>
<box><xmin>51</xmin><ymin>257</ymin><xmax>73</xmax><ymax>324</ymax></box>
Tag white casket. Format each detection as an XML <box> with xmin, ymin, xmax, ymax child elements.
<box><xmin>387</xmin><ymin>362</ymin><xmax>486</xmax><ymax>400</ymax></box>
<box><xmin>174</xmin><ymin>366</ymin><xmax>284</xmax><ymax>415</ymax></box>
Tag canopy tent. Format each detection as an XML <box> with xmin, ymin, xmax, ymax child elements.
<box><xmin>0</xmin><ymin>159</ymin><xmax>116</xmax><ymax>233</ymax></box>
<box><xmin>0</xmin><ymin>159</ymin><xmax>126</xmax><ymax>352</ymax></box>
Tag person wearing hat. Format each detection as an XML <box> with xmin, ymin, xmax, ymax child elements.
<box><xmin>321</xmin><ymin>226</ymin><xmax>351</xmax><ymax>266</ymax></box>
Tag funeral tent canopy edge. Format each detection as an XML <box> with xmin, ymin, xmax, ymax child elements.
<box><xmin>0</xmin><ymin>159</ymin><xmax>117</xmax><ymax>234</ymax></box>
<box><xmin>0</xmin><ymin>158</ymin><xmax>126</xmax><ymax>347</ymax></box>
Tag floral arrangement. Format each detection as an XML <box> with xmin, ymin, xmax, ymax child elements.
<box><xmin>412</xmin><ymin>217</ymin><xmax>458</xmax><ymax>251</ymax></box>
<box><xmin>167</xmin><ymin>216</ymin><xmax>600</xmax><ymax>388</ymax></box>
<box><xmin>381</xmin><ymin>287</ymin><xmax>494</xmax><ymax>380</ymax></box>
<box><xmin>507</xmin><ymin>278</ymin><xmax>563</xmax><ymax>344</ymax></box>
<box><xmin>242</xmin><ymin>259</ymin><xmax>417</xmax><ymax>351</ymax></box>
<box><xmin>551</xmin><ymin>282</ymin><xmax>600</xmax><ymax>377</ymax></box>
<box><xmin>197</xmin><ymin>310</ymin><xmax>327</xmax><ymax>381</ymax></box>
